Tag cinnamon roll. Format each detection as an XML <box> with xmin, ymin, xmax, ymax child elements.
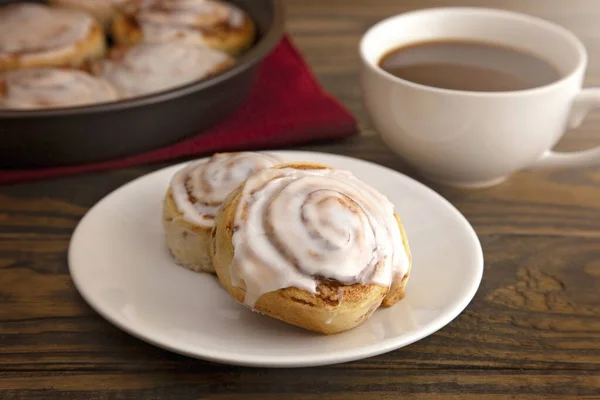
<box><xmin>49</xmin><ymin>0</ymin><xmax>140</xmax><ymax>29</ymax></box>
<box><xmin>0</xmin><ymin>3</ymin><xmax>106</xmax><ymax>72</ymax></box>
<box><xmin>112</xmin><ymin>0</ymin><xmax>256</xmax><ymax>55</ymax></box>
<box><xmin>0</xmin><ymin>68</ymin><xmax>119</xmax><ymax>110</ymax></box>
<box><xmin>211</xmin><ymin>162</ymin><xmax>412</xmax><ymax>334</ymax></box>
<box><xmin>93</xmin><ymin>42</ymin><xmax>233</xmax><ymax>98</ymax></box>
<box><xmin>163</xmin><ymin>152</ymin><xmax>284</xmax><ymax>273</ymax></box>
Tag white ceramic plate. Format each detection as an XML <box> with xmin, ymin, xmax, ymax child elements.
<box><xmin>69</xmin><ymin>151</ymin><xmax>483</xmax><ymax>367</ymax></box>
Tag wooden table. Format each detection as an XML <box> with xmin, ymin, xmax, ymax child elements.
<box><xmin>2</xmin><ymin>0</ymin><xmax>600</xmax><ymax>398</ymax></box>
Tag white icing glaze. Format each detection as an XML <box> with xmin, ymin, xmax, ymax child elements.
<box><xmin>98</xmin><ymin>42</ymin><xmax>232</xmax><ymax>97</ymax></box>
<box><xmin>140</xmin><ymin>24</ymin><xmax>205</xmax><ymax>45</ymax></box>
<box><xmin>230</xmin><ymin>167</ymin><xmax>410</xmax><ymax>308</ymax></box>
<box><xmin>136</xmin><ymin>0</ymin><xmax>245</xmax><ymax>41</ymax></box>
<box><xmin>52</xmin><ymin>0</ymin><xmax>138</xmax><ymax>26</ymax></box>
<box><xmin>58</xmin><ymin>0</ymin><xmax>132</xmax><ymax>5</ymax></box>
<box><xmin>0</xmin><ymin>3</ymin><xmax>93</xmax><ymax>60</ymax></box>
<box><xmin>0</xmin><ymin>68</ymin><xmax>119</xmax><ymax>109</ymax></box>
<box><xmin>170</xmin><ymin>153</ymin><xmax>284</xmax><ymax>228</ymax></box>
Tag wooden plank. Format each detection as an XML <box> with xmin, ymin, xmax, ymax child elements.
<box><xmin>1</xmin><ymin>0</ymin><xmax>599</xmax><ymax>397</ymax></box>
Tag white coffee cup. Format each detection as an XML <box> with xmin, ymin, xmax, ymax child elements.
<box><xmin>360</xmin><ymin>7</ymin><xmax>600</xmax><ymax>188</ymax></box>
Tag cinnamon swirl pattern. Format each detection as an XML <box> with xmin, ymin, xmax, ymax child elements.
<box><xmin>112</xmin><ymin>0</ymin><xmax>256</xmax><ymax>55</ymax></box>
<box><xmin>211</xmin><ymin>162</ymin><xmax>412</xmax><ymax>334</ymax></box>
<box><xmin>0</xmin><ymin>68</ymin><xmax>119</xmax><ymax>110</ymax></box>
<box><xmin>94</xmin><ymin>42</ymin><xmax>233</xmax><ymax>98</ymax></box>
<box><xmin>163</xmin><ymin>152</ymin><xmax>284</xmax><ymax>273</ymax></box>
<box><xmin>0</xmin><ymin>3</ymin><xmax>106</xmax><ymax>72</ymax></box>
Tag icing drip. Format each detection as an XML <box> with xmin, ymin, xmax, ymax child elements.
<box><xmin>98</xmin><ymin>42</ymin><xmax>232</xmax><ymax>97</ymax></box>
<box><xmin>136</xmin><ymin>0</ymin><xmax>245</xmax><ymax>42</ymax></box>
<box><xmin>0</xmin><ymin>3</ymin><xmax>93</xmax><ymax>58</ymax></box>
<box><xmin>231</xmin><ymin>167</ymin><xmax>409</xmax><ymax>308</ymax></box>
<box><xmin>170</xmin><ymin>153</ymin><xmax>284</xmax><ymax>228</ymax></box>
<box><xmin>0</xmin><ymin>68</ymin><xmax>119</xmax><ymax>109</ymax></box>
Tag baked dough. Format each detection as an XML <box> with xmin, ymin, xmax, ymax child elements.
<box><xmin>49</xmin><ymin>0</ymin><xmax>140</xmax><ymax>30</ymax></box>
<box><xmin>211</xmin><ymin>162</ymin><xmax>412</xmax><ymax>334</ymax></box>
<box><xmin>112</xmin><ymin>0</ymin><xmax>256</xmax><ymax>55</ymax></box>
<box><xmin>0</xmin><ymin>67</ymin><xmax>119</xmax><ymax>110</ymax></box>
<box><xmin>93</xmin><ymin>42</ymin><xmax>233</xmax><ymax>98</ymax></box>
<box><xmin>163</xmin><ymin>152</ymin><xmax>284</xmax><ymax>273</ymax></box>
<box><xmin>0</xmin><ymin>3</ymin><xmax>106</xmax><ymax>72</ymax></box>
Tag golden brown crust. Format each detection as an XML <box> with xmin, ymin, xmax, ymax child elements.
<box><xmin>111</xmin><ymin>13</ymin><xmax>144</xmax><ymax>45</ymax></box>
<box><xmin>194</xmin><ymin>14</ymin><xmax>255</xmax><ymax>56</ymax></box>
<box><xmin>0</xmin><ymin>22</ymin><xmax>106</xmax><ymax>73</ymax></box>
<box><xmin>111</xmin><ymin>9</ymin><xmax>256</xmax><ymax>56</ymax></box>
<box><xmin>381</xmin><ymin>213</ymin><xmax>412</xmax><ymax>307</ymax></box>
<box><xmin>210</xmin><ymin>161</ymin><xmax>412</xmax><ymax>334</ymax></box>
<box><xmin>163</xmin><ymin>187</ymin><xmax>215</xmax><ymax>273</ymax></box>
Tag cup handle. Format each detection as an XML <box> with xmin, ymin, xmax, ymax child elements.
<box><xmin>530</xmin><ymin>88</ymin><xmax>600</xmax><ymax>169</ymax></box>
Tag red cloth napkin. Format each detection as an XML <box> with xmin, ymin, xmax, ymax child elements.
<box><xmin>0</xmin><ymin>36</ymin><xmax>357</xmax><ymax>185</ymax></box>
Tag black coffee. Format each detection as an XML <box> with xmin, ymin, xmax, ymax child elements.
<box><xmin>378</xmin><ymin>40</ymin><xmax>560</xmax><ymax>92</ymax></box>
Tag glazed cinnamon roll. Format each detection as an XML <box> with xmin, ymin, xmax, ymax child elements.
<box><xmin>93</xmin><ymin>42</ymin><xmax>233</xmax><ymax>98</ymax></box>
<box><xmin>0</xmin><ymin>3</ymin><xmax>106</xmax><ymax>72</ymax></box>
<box><xmin>112</xmin><ymin>0</ymin><xmax>256</xmax><ymax>55</ymax></box>
<box><xmin>0</xmin><ymin>68</ymin><xmax>119</xmax><ymax>110</ymax></box>
<box><xmin>211</xmin><ymin>162</ymin><xmax>412</xmax><ymax>334</ymax></box>
<box><xmin>49</xmin><ymin>0</ymin><xmax>141</xmax><ymax>29</ymax></box>
<box><xmin>163</xmin><ymin>152</ymin><xmax>284</xmax><ymax>273</ymax></box>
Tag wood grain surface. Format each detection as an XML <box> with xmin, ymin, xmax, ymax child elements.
<box><xmin>2</xmin><ymin>0</ymin><xmax>600</xmax><ymax>398</ymax></box>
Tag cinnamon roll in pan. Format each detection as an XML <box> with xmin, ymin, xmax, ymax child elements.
<box><xmin>0</xmin><ymin>0</ymin><xmax>284</xmax><ymax>168</ymax></box>
<box><xmin>211</xmin><ymin>162</ymin><xmax>412</xmax><ymax>334</ymax></box>
<box><xmin>0</xmin><ymin>68</ymin><xmax>119</xmax><ymax>110</ymax></box>
<box><xmin>49</xmin><ymin>0</ymin><xmax>140</xmax><ymax>29</ymax></box>
<box><xmin>0</xmin><ymin>3</ymin><xmax>106</xmax><ymax>72</ymax></box>
<box><xmin>93</xmin><ymin>42</ymin><xmax>234</xmax><ymax>98</ymax></box>
<box><xmin>163</xmin><ymin>152</ymin><xmax>284</xmax><ymax>273</ymax></box>
<box><xmin>112</xmin><ymin>0</ymin><xmax>256</xmax><ymax>55</ymax></box>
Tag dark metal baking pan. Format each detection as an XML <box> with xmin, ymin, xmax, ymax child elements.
<box><xmin>0</xmin><ymin>0</ymin><xmax>284</xmax><ymax>168</ymax></box>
